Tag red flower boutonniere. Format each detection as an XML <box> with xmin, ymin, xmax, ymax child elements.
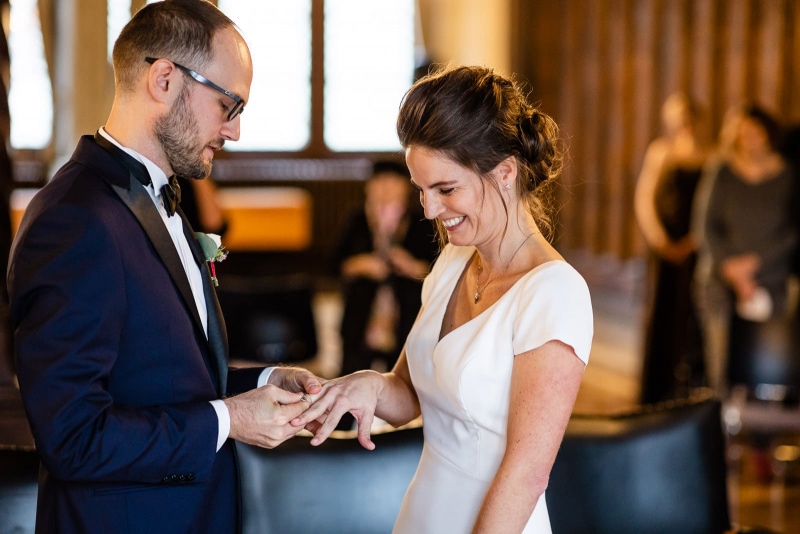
<box><xmin>195</xmin><ymin>232</ymin><xmax>229</xmax><ymax>286</ymax></box>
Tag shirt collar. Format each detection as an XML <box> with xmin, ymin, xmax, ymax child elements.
<box><xmin>98</xmin><ymin>127</ymin><xmax>170</xmax><ymax>194</ymax></box>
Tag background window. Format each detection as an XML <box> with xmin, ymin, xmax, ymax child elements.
<box><xmin>218</xmin><ymin>0</ymin><xmax>415</xmax><ymax>154</ymax></box>
<box><xmin>8</xmin><ymin>0</ymin><xmax>53</xmax><ymax>150</ymax></box>
<box><xmin>218</xmin><ymin>0</ymin><xmax>312</xmax><ymax>152</ymax></box>
<box><xmin>323</xmin><ymin>0</ymin><xmax>415</xmax><ymax>152</ymax></box>
<box><xmin>107</xmin><ymin>0</ymin><xmax>132</xmax><ymax>61</ymax></box>
<box><xmin>10</xmin><ymin>0</ymin><xmax>417</xmax><ymax>155</ymax></box>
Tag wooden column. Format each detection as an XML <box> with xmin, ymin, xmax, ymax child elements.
<box><xmin>52</xmin><ymin>0</ymin><xmax>110</xmax><ymax>166</ymax></box>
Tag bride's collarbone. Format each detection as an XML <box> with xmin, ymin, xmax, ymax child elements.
<box><xmin>467</xmin><ymin>268</ymin><xmax>523</xmax><ymax>308</ymax></box>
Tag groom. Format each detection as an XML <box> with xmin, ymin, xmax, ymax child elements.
<box><xmin>7</xmin><ymin>1</ymin><xmax>319</xmax><ymax>532</ymax></box>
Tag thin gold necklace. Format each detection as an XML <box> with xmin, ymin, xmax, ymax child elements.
<box><xmin>473</xmin><ymin>233</ymin><xmax>536</xmax><ymax>304</ymax></box>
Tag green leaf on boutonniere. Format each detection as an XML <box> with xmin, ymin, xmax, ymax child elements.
<box><xmin>195</xmin><ymin>232</ymin><xmax>229</xmax><ymax>286</ymax></box>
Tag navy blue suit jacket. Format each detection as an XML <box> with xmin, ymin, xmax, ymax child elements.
<box><xmin>8</xmin><ymin>136</ymin><xmax>263</xmax><ymax>533</ymax></box>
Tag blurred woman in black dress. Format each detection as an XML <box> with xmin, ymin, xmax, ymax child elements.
<box><xmin>635</xmin><ymin>93</ymin><xmax>709</xmax><ymax>403</ymax></box>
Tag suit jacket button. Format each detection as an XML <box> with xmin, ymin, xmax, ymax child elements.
<box><xmin>186</xmin><ymin>473</ymin><xmax>195</xmax><ymax>481</ymax></box>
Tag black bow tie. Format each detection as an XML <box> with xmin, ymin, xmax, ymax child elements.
<box><xmin>161</xmin><ymin>176</ymin><xmax>182</xmax><ymax>217</ymax></box>
<box><xmin>93</xmin><ymin>132</ymin><xmax>182</xmax><ymax>217</ymax></box>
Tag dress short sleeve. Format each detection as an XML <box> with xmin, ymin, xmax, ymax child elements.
<box><xmin>511</xmin><ymin>261</ymin><xmax>593</xmax><ymax>364</ymax></box>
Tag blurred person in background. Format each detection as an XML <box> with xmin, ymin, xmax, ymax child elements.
<box><xmin>334</xmin><ymin>160</ymin><xmax>438</xmax><ymax>377</ymax></box>
<box><xmin>692</xmin><ymin>103</ymin><xmax>799</xmax><ymax>399</ymax></box>
<box><xmin>635</xmin><ymin>92</ymin><xmax>709</xmax><ymax>403</ymax></box>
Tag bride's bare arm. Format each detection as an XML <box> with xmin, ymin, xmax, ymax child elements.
<box><xmin>472</xmin><ymin>340</ymin><xmax>585</xmax><ymax>532</ymax></box>
<box><xmin>290</xmin><ymin>349</ymin><xmax>418</xmax><ymax>450</ymax></box>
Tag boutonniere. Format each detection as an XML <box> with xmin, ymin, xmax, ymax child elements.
<box><xmin>195</xmin><ymin>232</ymin><xmax>229</xmax><ymax>286</ymax></box>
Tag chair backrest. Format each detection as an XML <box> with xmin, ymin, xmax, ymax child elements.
<box><xmin>0</xmin><ymin>448</ymin><xmax>38</xmax><ymax>533</ymax></box>
<box><xmin>728</xmin><ymin>312</ymin><xmax>800</xmax><ymax>392</ymax></box>
<box><xmin>237</xmin><ymin>425</ymin><xmax>423</xmax><ymax>534</ymax></box>
<box><xmin>546</xmin><ymin>397</ymin><xmax>730</xmax><ymax>534</ymax></box>
<box><xmin>216</xmin><ymin>274</ymin><xmax>318</xmax><ymax>364</ymax></box>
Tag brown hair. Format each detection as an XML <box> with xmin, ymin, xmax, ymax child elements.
<box><xmin>112</xmin><ymin>0</ymin><xmax>237</xmax><ymax>93</ymax></box>
<box><xmin>396</xmin><ymin>65</ymin><xmax>563</xmax><ymax>244</ymax></box>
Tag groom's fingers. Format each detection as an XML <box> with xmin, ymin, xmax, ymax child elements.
<box><xmin>271</xmin><ymin>368</ymin><xmax>324</xmax><ymax>395</ymax></box>
<box><xmin>226</xmin><ymin>386</ymin><xmax>310</xmax><ymax>448</ymax></box>
<box><xmin>295</xmin><ymin>369</ymin><xmax>323</xmax><ymax>395</ymax></box>
<box><xmin>267</xmin><ymin>385</ymin><xmax>305</xmax><ymax>406</ymax></box>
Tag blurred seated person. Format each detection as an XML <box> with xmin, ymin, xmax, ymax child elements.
<box><xmin>692</xmin><ymin>103</ymin><xmax>799</xmax><ymax>398</ymax></box>
<box><xmin>178</xmin><ymin>175</ymin><xmax>229</xmax><ymax>237</ymax></box>
<box><xmin>334</xmin><ymin>160</ymin><xmax>438</xmax><ymax>377</ymax></box>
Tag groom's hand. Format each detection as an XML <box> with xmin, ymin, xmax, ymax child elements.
<box><xmin>268</xmin><ymin>366</ymin><xmax>323</xmax><ymax>397</ymax></box>
<box><xmin>224</xmin><ymin>385</ymin><xmax>311</xmax><ymax>449</ymax></box>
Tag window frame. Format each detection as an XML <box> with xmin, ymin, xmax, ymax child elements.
<box><xmin>214</xmin><ymin>0</ymin><xmax>413</xmax><ymax>171</ymax></box>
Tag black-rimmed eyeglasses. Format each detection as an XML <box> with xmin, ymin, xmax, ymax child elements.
<box><xmin>145</xmin><ymin>57</ymin><xmax>245</xmax><ymax>122</ymax></box>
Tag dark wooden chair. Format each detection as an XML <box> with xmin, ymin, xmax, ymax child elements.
<box><xmin>547</xmin><ymin>397</ymin><xmax>732</xmax><ymax>534</ymax></box>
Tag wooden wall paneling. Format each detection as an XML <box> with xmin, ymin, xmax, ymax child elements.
<box><xmin>724</xmin><ymin>0</ymin><xmax>749</xmax><ymax>109</ymax></box>
<box><xmin>523</xmin><ymin>1</ymin><xmax>562</xmax><ymax>117</ymax></box>
<box><xmin>620</xmin><ymin>0</ymin><xmax>642</xmax><ymax>258</ymax></box>
<box><xmin>743</xmin><ymin>0</ymin><xmax>759</xmax><ymax>102</ymax></box>
<box><xmin>575</xmin><ymin>1</ymin><xmax>604</xmax><ymax>252</ymax></box>
<box><xmin>679</xmin><ymin>0</ymin><xmax>695</xmax><ymax>95</ymax></box>
<box><xmin>781</xmin><ymin>2</ymin><xmax>800</xmax><ymax>124</ymax></box>
<box><xmin>591</xmin><ymin>0</ymin><xmax>609</xmax><ymax>254</ymax></box>
<box><xmin>659</xmin><ymin>0</ymin><xmax>685</xmax><ymax>99</ymax></box>
<box><xmin>647</xmin><ymin>0</ymin><xmax>666</xmax><ymax>149</ymax></box>
<box><xmin>712</xmin><ymin>0</ymin><xmax>729</xmax><ymax>135</ymax></box>
<box><xmin>558</xmin><ymin>0</ymin><xmax>587</xmax><ymax>250</ymax></box>
<box><xmin>690</xmin><ymin>0</ymin><xmax>716</xmax><ymax>145</ymax></box>
<box><xmin>514</xmin><ymin>0</ymin><xmax>799</xmax><ymax>263</ymax></box>
<box><xmin>629</xmin><ymin>0</ymin><xmax>659</xmax><ymax>257</ymax></box>
<box><xmin>602</xmin><ymin>0</ymin><xmax>628</xmax><ymax>257</ymax></box>
<box><xmin>791</xmin><ymin>0</ymin><xmax>800</xmax><ymax>121</ymax></box>
<box><xmin>755</xmin><ymin>0</ymin><xmax>784</xmax><ymax>114</ymax></box>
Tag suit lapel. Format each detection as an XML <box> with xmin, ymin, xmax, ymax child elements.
<box><xmin>180</xmin><ymin>210</ymin><xmax>229</xmax><ymax>396</ymax></box>
<box><xmin>110</xmin><ymin>176</ymin><xmax>205</xmax><ymax>338</ymax></box>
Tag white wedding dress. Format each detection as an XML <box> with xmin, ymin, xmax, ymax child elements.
<box><xmin>393</xmin><ymin>244</ymin><xmax>593</xmax><ymax>533</ymax></box>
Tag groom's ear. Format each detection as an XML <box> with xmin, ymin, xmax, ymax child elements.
<box><xmin>144</xmin><ymin>58</ymin><xmax>182</xmax><ymax>109</ymax></box>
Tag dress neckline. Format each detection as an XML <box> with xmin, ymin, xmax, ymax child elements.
<box><xmin>437</xmin><ymin>246</ymin><xmax>563</xmax><ymax>343</ymax></box>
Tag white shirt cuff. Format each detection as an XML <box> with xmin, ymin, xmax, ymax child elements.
<box><xmin>209</xmin><ymin>399</ymin><xmax>230</xmax><ymax>452</ymax></box>
<box><xmin>258</xmin><ymin>366</ymin><xmax>276</xmax><ymax>388</ymax></box>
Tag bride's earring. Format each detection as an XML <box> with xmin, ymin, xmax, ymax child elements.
<box><xmin>504</xmin><ymin>183</ymin><xmax>511</xmax><ymax>190</ymax></box>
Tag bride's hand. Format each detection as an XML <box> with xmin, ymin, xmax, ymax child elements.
<box><xmin>291</xmin><ymin>370</ymin><xmax>384</xmax><ymax>450</ymax></box>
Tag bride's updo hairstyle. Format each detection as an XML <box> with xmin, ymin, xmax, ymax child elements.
<box><xmin>396</xmin><ymin>65</ymin><xmax>563</xmax><ymax>243</ymax></box>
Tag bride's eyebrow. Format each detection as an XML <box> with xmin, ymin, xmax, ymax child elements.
<box><xmin>410</xmin><ymin>178</ymin><xmax>458</xmax><ymax>189</ymax></box>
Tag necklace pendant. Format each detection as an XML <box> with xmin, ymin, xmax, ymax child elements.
<box><xmin>474</xmin><ymin>291</ymin><xmax>480</xmax><ymax>303</ymax></box>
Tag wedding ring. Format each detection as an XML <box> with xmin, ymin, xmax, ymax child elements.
<box><xmin>301</xmin><ymin>393</ymin><xmax>313</xmax><ymax>403</ymax></box>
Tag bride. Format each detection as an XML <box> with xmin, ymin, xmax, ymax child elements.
<box><xmin>293</xmin><ymin>65</ymin><xmax>593</xmax><ymax>533</ymax></box>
